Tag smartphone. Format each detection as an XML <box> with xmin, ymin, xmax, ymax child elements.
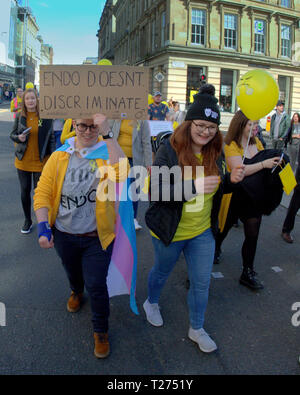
<box><xmin>21</xmin><ymin>127</ymin><xmax>32</xmax><ymax>135</ymax></box>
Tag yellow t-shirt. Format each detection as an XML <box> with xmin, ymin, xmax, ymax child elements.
<box><xmin>15</xmin><ymin>112</ymin><xmax>48</xmax><ymax>172</ymax></box>
<box><xmin>224</xmin><ymin>138</ymin><xmax>264</xmax><ymax>171</ymax></box>
<box><xmin>117</xmin><ymin>120</ymin><xmax>133</xmax><ymax>158</ymax></box>
<box><xmin>151</xmin><ymin>154</ymin><xmax>218</xmax><ymax>242</ymax></box>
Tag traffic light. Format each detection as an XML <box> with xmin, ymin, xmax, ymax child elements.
<box><xmin>200</xmin><ymin>74</ymin><xmax>206</xmax><ymax>85</ymax></box>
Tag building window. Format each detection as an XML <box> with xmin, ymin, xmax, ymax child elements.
<box><xmin>278</xmin><ymin>75</ymin><xmax>291</xmax><ymax>111</ymax></box>
<box><xmin>281</xmin><ymin>0</ymin><xmax>290</xmax><ymax>7</ymax></box>
<box><xmin>219</xmin><ymin>69</ymin><xmax>238</xmax><ymax>113</ymax></box>
<box><xmin>191</xmin><ymin>9</ymin><xmax>206</xmax><ymax>45</ymax></box>
<box><xmin>161</xmin><ymin>11</ymin><xmax>166</xmax><ymax>47</ymax></box>
<box><xmin>281</xmin><ymin>24</ymin><xmax>291</xmax><ymax>57</ymax></box>
<box><xmin>224</xmin><ymin>14</ymin><xmax>237</xmax><ymax>50</ymax></box>
<box><xmin>152</xmin><ymin>19</ymin><xmax>156</xmax><ymax>51</ymax></box>
<box><xmin>254</xmin><ymin>19</ymin><xmax>265</xmax><ymax>54</ymax></box>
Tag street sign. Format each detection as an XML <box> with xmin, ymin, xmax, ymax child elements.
<box><xmin>154</xmin><ymin>72</ymin><xmax>164</xmax><ymax>83</ymax></box>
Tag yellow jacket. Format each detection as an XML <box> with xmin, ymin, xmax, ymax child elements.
<box><xmin>33</xmin><ymin>142</ymin><xmax>129</xmax><ymax>250</ymax></box>
<box><xmin>60</xmin><ymin>118</ymin><xmax>76</xmax><ymax>144</ymax></box>
<box><xmin>10</xmin><ymin>97</ymin><xmax>22</xmax><ymax>117</ymax></box>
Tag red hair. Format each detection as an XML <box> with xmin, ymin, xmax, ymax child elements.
<box><xmin>170</xmin><ymin>121</ymin><xmax>223</xmax><ymax>177</ymax></box>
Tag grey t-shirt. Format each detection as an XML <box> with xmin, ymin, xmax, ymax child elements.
<box><xmin>55</xmin><ymin>153</ymin><xmax>99</xmax><ymax>234</ymax></box>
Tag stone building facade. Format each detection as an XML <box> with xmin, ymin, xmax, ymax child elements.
<box><xmin>98</xmin><ymin>0</ymin><xmax>300</xmax><ymax>127</ymax></box>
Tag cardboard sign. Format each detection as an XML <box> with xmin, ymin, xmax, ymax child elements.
<box><xmin>39</xmin><ymin>65</ymin><xmax>149</xmax><ymax>120</ymax></box>
<box><xmin>148</xmin><ymin>121</ymin><xmax>174</xmax><ymax>136</ymax></box>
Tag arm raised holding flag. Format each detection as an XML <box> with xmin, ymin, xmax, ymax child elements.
<box><xmin>34</xmin><ymin>113</ymin><xmax>136</xmax><ymax>359</ymax></box>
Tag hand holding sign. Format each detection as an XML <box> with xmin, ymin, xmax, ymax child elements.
<box><xmin>93</xmin><ymin>113</ymin><xmax>111</xmax><ymax>136</ymax></box>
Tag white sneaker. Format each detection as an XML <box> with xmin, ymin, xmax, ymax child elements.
<box><xmin>188</xmin><ymin>327</ymin><xmax>217</xmax><ymax>353</ymax></box>
<box><xmin>134</xmin><ymin>219</ymin><xmax>142</xmax><ymax>230</ymax></box>
<box><xmin>143</xmin><ymin>299</ymin><xmax>163</xmax><ymax>327</ymax></box>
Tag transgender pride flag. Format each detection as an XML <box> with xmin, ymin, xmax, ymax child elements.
<box><xmin>107</xmin><ymin>178</ymin><xmax>139</xmax><ymax>315</ymax></box>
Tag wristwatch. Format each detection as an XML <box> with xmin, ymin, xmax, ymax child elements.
<box><xmin>102</xmin><ymin>131</ymin><xmax>114</xmax><ymax>139</ymax></box>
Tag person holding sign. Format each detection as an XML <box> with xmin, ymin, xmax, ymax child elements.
<box><xmin>33</xmin><ymin>114</ymin><xmax>129</xmax><ymax>359</ymax></box>
<box><xmin>214</xmin><ymin>110</ymin><xmax>281</xmax><ymax>290</ymax></box>
<box><xmin>144</xmin><ymin>85</ymin><xmax>245</xmax><ymax>353</ymax></box>
<box><xmin>10</xmin><ymin>88</ymin><xmax>55</xmax><ymax>234</ymax></box>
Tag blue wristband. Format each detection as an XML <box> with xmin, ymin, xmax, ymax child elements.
<box><xmin>38</xmin><ymin>221</ymin><xmax>52</xmax><ymax>241</ymax></box>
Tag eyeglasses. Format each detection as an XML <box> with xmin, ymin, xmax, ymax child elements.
<box><xmin>76</xmin><ymin>123</ymin><xmax>99</xmax><ymax>133</ymax></box>
<box><xmin>192</xmin><ymin>121</ymin><xmax>218</xmax><ymax>134</ymax></box>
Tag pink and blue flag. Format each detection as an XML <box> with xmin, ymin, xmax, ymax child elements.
<box><xmin>58</xmin><ymin>138</ymin><xmax>138</xmax><ymax>314</ymax></box>
<box><xmin>107</xmin><ymin>178</ymin><xmax>139</xmax><ymax>315</ymax></box>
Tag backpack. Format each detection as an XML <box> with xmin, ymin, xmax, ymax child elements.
<box><xmin>151</xmin><ymin>131</ymin><xmax>173</xmax><ymax>153</ymax></box>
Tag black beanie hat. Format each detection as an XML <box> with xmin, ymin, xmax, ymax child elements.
<box><xmin>185</xmin><ymin>84</ymin><xmax>221</xmax><ymax>125</ymax></box>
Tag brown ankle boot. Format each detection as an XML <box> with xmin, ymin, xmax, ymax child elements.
<box><xmin>67</xmin><ymin>291</ymin><xmax>83</xmax><ymax>313</ymax></box>
<box><xmin>94</xmin><ymin>332</ymin><xmax>110</xmax><ymax>358</ymax></box>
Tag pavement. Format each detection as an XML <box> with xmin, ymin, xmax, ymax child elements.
<box><xmin>0</xmin><ymin>110</ymin><xmax>300</xmax><ymax>376</ymax></box>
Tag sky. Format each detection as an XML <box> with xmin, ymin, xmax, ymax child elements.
<box><xmin>25</xmin><ymin>0</ymin><xmax>106</xmax><ymax>64</ymax></box>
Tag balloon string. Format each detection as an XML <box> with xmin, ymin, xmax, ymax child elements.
<box><xmin>242</xmin><ymin>123</ymin><xmax>254</xmax><ymax>164</ymax></box>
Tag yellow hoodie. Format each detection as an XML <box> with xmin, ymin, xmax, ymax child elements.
<box><xmin>33</xmin><ymin>145</ymin><xmax>129</xmax><ymax>250</ymax></box>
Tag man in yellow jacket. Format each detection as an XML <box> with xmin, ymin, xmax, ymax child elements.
<box><xmin>34</xmin><ymin>113</ymin><xmax>129</xmax><ymax>359</ymax></box>
<box><xmin>10</xmin><ymin>87</ymin><xmax>23</xmax><ymax>118</ymax></box>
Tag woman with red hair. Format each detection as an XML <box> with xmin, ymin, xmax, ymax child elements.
<box><xmin>144</xmin><ymin>85</ymin><xmax>244</xmax><ymax>354</ymax></box>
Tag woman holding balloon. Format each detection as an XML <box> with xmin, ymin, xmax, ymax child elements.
<box><xmin>214</xmin><ymin>70</ymin><xmax>282</xmax><ymax>290</ymax></box>
<box><xmin>215</xmin><ymin>111</ymin><xmax>281</xmax><ymax>289</ymax></box>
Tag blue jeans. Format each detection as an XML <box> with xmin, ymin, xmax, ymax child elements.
<box><xmin>53</xmin><ymin>228</ymin><xmax>113</xmax><ymax>333</ymax></box>
<box><xmin>148</xmin><ymin>229</ymin><xmax>215</xmax><ymax>330</ymax></box>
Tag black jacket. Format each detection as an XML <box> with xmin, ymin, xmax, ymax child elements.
<box><xmin>10</xmin><ymin>114</ymin><xmax>55</xmax><ymax>161</ymax></box>
<box><xmin>239</xmin><ymin>149</ymin><xmax>288</xmax><ymax>215</ymax></box>
<box><xmin>145</xmin><ymin>139</ymin><xmax>235</xmax><ymax>246</ymax></box>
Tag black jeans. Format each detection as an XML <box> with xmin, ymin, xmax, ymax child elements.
<box><xmin>17</xmin><ymin>169</ymin><xmax>41</xmax><ymax>221</ymax></box>
<box><xmin>282</xmin><ymin>184</ymin><xmax>300</xmax><ymax>233</ymax></box>
<box><xmin>53</xmin><ymin>227</ymin><xmax>113</xmax><ymax>333</ymax></box>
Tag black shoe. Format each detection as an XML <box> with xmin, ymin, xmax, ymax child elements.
<box><xmin>239</xmin><ymin>268</ymin><xmax>264</xmax><ymax>290</ymax></box>
<box><xmin>213</xmin><ymin>248</ymin><xmax>222</xmax><ymax>264</ymax></box>
<box><xmin>21</xmin><ymin>219</ymin><xmax>32</xmax><ymax>234</ymax></box>
<box><xmin>281</xmin><ymin>232</ymin><xmax>294</xmax><ymax>243</ymax></box>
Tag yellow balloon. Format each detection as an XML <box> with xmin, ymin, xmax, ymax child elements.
<box><xmin>97</xmin><ymin>59</ymin><xmax>112</xmax><ymax>66</ymax></box>
<box><xmin>148</xmin><ymin>94</ymin><xmax>154</xmax><ymax>105</ymax></box>
<box><xmin>236</xmin><ymin>69</ymin><xmax>279</xmax><ymax>120</ymax></box>
<box><xmin>25</xmin><ymin>82</ymin><xmax>34</xmax><ymax>89</ymax></box>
